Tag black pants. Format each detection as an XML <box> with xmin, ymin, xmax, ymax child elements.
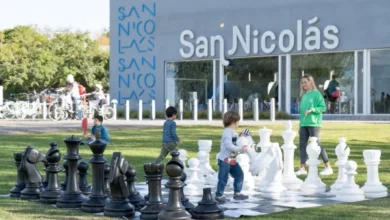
<box><xmin>299</xmin><ymin>126</ymin><xmax>329</xmax><ymax>165</ymax></box>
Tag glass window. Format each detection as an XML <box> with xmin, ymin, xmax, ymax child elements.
<box><xmin>370</xmin><ymin>49</ymin><xmax>390</xmax><ymax>114</ymax></box>
<box><xmin>291</xmin><ymin>52</ymin><xmax>355</xmax><ymax>114</ymax></box>
<box><xmin>165</xmin><ymin>60</ymin><xmax>212</xmax><ymax>111</ymax></box>
<box><xmin>223</xmin><ymin>57</ymin><xmax>279</xmax><ymax>113</ymax></box>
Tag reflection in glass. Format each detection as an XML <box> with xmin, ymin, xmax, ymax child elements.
<box><xmin>223</xmin><ymin>57</ymin><xmax>278</xmax><ymax>112</ymax></box>
<box><xmin>370</xmin><ymin>49</ymin><xmax>390</xmax><ymax>114</ymax></box>
<box><xmin>165</xmin><ymin>61</ymin><xmax>212</xmax><ymax>111</ymax></box>
<box><xmin>291</xmin><ymin>52</ymin><xmax>354</xmax><ymax>114</ymax></box>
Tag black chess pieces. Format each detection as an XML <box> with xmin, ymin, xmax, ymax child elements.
<box><xmin>42</xmin><ymin>161</ymin><xmax>49</xmax><ymax>189</ymax></box>
<box><xmin>191</xmin><ymin>188</ymin><xmax>224</xmax><ymax>219</ymax></box>
<box><xmin>56</xmin><ymin>135</ymin><xmax>88</xmax><ymax>208</ymax></box>
<box><xmin>104</xmin><ymin>152</ymin><xmax>135</xmax><ymax>218</ymax></box>
<box><xmin>140</xmin><ymin>162</ymin><xmax>166</xmax><ymax>220</ymax></box>
<box><xmin>40</xmin><ymin>142</ymin><xmax>64</xmax><ymax>204</ymax></box>
<box><xmin>180</xmin><ymin>172</ymin><xmax>195</xmax><ymax>212</ymax></box>
<box><xmin>158</xmin><ymin>151</ymin><xmax>192</xmax><ymax>220</ymax></box>
<box><xmin>61</xmin><ymin>160</ymin><xmax>68</xmax><ymax>191</ymax></box>
<box><xmin>9</xmin><ymin>152</ymin><xmax>26</xmax><ymax>198</ymax></box>
<box><xmin>20</xmin><ymin>145</ymin><xmax>46</xmax><ymax>200</ymax></box>
<box><xmin>78</xmin><ymin>161</ymin><xmax>92</xmax><ymax>195</ymax></box>
<box><xmin>104</xmin><ymin>164</ymin><xmax>111</xmax><ymax>198</ymax></box>
<box><xmin>81</xmin><ymin>139</ymin><xmax>110</xmax><ymax>213</ymax></box>
<box><xmin>125</xmin><ymin>166</ymin><xmax>145</xmax><ymax>211</ymax></box>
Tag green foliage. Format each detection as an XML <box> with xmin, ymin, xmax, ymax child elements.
<box><xmin>0</xmin><ymin>26</ymin><xmax>109</xmax><ymax>96</ymax></box>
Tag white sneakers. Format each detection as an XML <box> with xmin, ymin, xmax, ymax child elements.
<box><xmin>319</xmin><ymin>167</ymin><xmax>334</xmax><ymax>176</ymax></box>
<box><xmin>295</xmin><ymin>168</ymin><xmax>307</xmax><ymax>176</ymax></box>
<box><xmin>295</xmin><ymin>167</ymin><xmax>334</xmax><ymax>176</ymax></box>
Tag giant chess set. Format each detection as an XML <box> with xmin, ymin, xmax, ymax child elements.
<box><xmin>3</xmin><ymin>121</ymin><xmax>389</xmax><ymax>219</ymax></box>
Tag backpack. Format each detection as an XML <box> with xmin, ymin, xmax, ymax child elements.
<box><xmin>78</xmin><ymin>83</ymin><xmax>86</xmax><ymax>95</ymax></box>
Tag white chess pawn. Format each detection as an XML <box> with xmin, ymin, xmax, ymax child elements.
<box><xmin>281</xmin><ymin>121</ymin><xmax>303</xmax><ymax>190</ymax></box>
<box><xmin>330</xmin><ymin>138</ymin><xmax>350</xmax><ymax>194</ymax></box>
<box><xmin>185</xmin><ymin>158</ymin><xmax>204</xmax><ymax>196</ymax></box>
<box><xmin>256</xmin><ymin>126</ymin><xmax>272</xmax><ymax>152</ymax></box>
<box><xmin>178</xmin><ymin>149</ymin><xmax>188</xmax><ymax>173</ymax></box>
<box><xmin>236</xmin><ymin>153</ymin><xmax>255</xmax><ymax>190</ymax></box>
<box><xmin>300</xmin><ymin>137</ymin><xmax>326</xmax><ymax>195</ymax></box>
<box><xmin>336</xmin><ymin>161</ymin><xmax>365</xmax><ymax>201</ymax></box>
<box><xmin>361</xmin><ymin>150</ymin><xmax>388</xmax><ymax>198</ymax></box>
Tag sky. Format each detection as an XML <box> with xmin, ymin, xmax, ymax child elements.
<box><xmin>0</xmin><ymin>0</ymin><xmax>109</xmax><ymax>32</ymax></box>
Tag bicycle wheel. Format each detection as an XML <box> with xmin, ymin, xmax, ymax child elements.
<box><xmin>103</xmin><ymin>106</ymin><xmax>114</xmax><ymax>120</ymax></box>
<box><xmin>48</xmin><ymin>103</ymin><xmax>63</xmax><ymax>121</ymax></box>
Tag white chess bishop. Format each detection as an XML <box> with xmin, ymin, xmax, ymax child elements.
<box><xmin>281</xmin><ymin>121</ymin><xmax>303</xmax><ymax>190</ymax></box>
<box><xmin>300</xmin><ymin>137</ymin><xmax>326</xmax><ymax>195</ymax></box>
<box><xmin>330</xmin><ymin>138</ymin><xmax>350</xmax><ymax>194</ymax></box>
<box><xmin>336</xmin><ymin>161</ymin><xmax>365</xmax><ymax>202</ymax></box>
<box><xmin>361</xmin><ymin>150</ymin><xmax>388</xmax><ymax>198</ymax></box>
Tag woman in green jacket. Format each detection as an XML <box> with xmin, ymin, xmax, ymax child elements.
<box><xmin>295</xmin><ymin>74</ymin><xmax>333</xmax><ymax>176</ymax></box>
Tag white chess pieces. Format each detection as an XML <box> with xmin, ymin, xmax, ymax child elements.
<box><xmin>300</xmin><ymin>137</ymin><xmax>326</xmax><ymax>195</ymax></box>
<box><xmin>361</xmin><ymin>150</ymin><xmax>388</xmax><ymax>198</ymax></box>
<box><xmin>330</xmin><ymin>138</ymin><xmax>350</xmax><ymax>194</ymax></box>
<box><xmin>261</xmin><ymin>143</ymin><xmax>287</xmax><ymax>199</ymax></box>
<box><xmin>236</xmin><ymin>136</ymin><xmax>249</xmax><ymax>148</ymax></box>
<box><xmin>246</xmin><ymin>144</ymin><xmax>273</xmax><ymax>191</ymax></box>
<box><xmin>236</xmin><ymin>154</ymin><xmax>255</xmax><ymax>190</ymax></box>
<box><xmin>336</xmin><ymin>161</ymin><xmax>365</xmax><ymax>201</ymax></box>
<box><xmin>281</xmin><ymin>121</ymin><xmax>303</xmax><ymax>190</ymax></box>
<box><xmin>184</xmin><ymin>158</ymin><xmax>204</xmax><ymax>196</ymax></box>
<box><xmin>256</xmin><ymin>127</ymin><xmax>272</xmax><ymax>152</ymax></box>
<box><xmin>197</xmin><ymin>151</ymin><xmax>216</xmax><ymax>179</ymax></box>
<box><xmin>178</xmin><ymin>149</ymin><xmax>188</xmax><ymax>173</ymax></box>
<box><xmin>197</xmin><ymin>140</ymin><xmax>216</xmax><ymax>175</ymax></box>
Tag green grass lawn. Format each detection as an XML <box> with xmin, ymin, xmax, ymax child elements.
<box><xmin>0</xmin><ymin>122</ymin><xmax>389</xmax><ymax>220</ymax></box>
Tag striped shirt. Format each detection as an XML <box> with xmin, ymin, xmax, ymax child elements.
<box><xmin>162</xmin><ymin>119</ymin><xmax>180</xmax><ymax>143</ymax></box>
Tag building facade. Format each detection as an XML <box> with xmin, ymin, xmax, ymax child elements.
<box><xmin>110</xmin><ymin>0</ymin><xmax>390</xmax><ymax>117</ymax></box>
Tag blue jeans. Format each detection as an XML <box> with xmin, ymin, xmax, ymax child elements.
<box><xmin>72</xmin><ymin>95</ymin><xmax>82</xmax><ymax>119</ymax></box>
<box><xmin>215</xmin><ymin>159</ymin><xmax>244</xmax><ymax>197</ymax></box>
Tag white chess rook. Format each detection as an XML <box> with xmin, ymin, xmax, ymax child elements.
<box><xmin>361</xmin><ymin>150</ymin><xmax>388</xmax><ymax>198</ymax></box>
<box><xmin>330</xmin><ymin>137</ymin><xmax>350</xmax><ymax>194</ymax></box>
<box><xmin>281</xmin><ymin>121</ymin><xmax>303</xmax><ymax>190</ymax></box>
<box><xmin>197</xmin><ymin>140</ymin><xmax>216</xmax><ymax>175</ymax></box>
<box><xmin>336</xmin><ymin>161</ymin><xmax>365</xmax><ymax>202</ymax></box>
<box><xmin>300</xmin><ymin>137</ymin><xmax>326</xmax><ymax>195</ymax></box>
<box><xmin>256</xmin><ymin>127</ymin><xmax>272</xmax><ymax>152</ymax></box>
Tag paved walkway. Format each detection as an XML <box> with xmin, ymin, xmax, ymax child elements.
<box><xmin>0</xmin><ymin>119</ymin><xmax>388</xmax><ymax>134</ymax></box>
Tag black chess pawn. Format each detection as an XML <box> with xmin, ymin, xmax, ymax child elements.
<box><xmin>40</xmin><ymin>142</ymin><xmax>64</xmax><ymax>204</ymax></box>
<box><xmin>180</xmin><ymin>172</ymin><xmax>195</xmax><ymax>211</ymax></box>
<box><xmin>104</xmin><ymin>164</ymin><xmax>111</xmax><ymax>198</ymax></box>
<box><xmin>56</xmin><ymin>135</ymin><xmax>88</xmax><ymax>208</ymax></box>
<box><xmin>158</xmin><ymin>151</ymin><xmax>191</xmax><ymax>220</ymax></box>
<box><xmin>9</xmin><ymin>152</ymin><xmax>26</xmax><ymax>197</ymax></box>
<box><xmin>20</xmin><ymin>145</ymin><xmax>46</xmax><ymax>200</ymax></box>
<box><xmin>104</xmin><ymin>152</ymin><xmax>135</xmax><ymax>218</ymax></box>
<box><xmin>125</xmin><ymin>166</ymin><xmax>145</xmax><ymax>211</ymax></box>
<box><xmin>191</xmin><ymin>188</ymin><xmax>224</xmax><ymax>219</ymax></box>
<box><xmin>81</xmin><ymin>139</ymin><xmax>110</xmax><ymax>213</ymax></box>
<box><xmin>42</xmin><ymin>161</ymin><xmax>49</xmax><ymax>189</ymax></box>
<box><xmin>78</xmin><ymin>161</ymin><xmax>92</xmax><ymax>196</ymax></box>
<box><xmin>140</xmin><ymin>162</ymin><xmax>166</xmax><ymax>220</ymax></box>
<box><xmin>61</xmin><ymin>160</ymin><xmax>68</xmax><ymax>191</ymax></box>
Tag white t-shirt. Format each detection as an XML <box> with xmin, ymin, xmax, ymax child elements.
<box><xmin>92</xmin><ymin>90</ymin><xmax>105</xmax><ymax>100</ymax></box>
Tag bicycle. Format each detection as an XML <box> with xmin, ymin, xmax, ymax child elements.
<box><xmin>83</xmin><ymin>98</ymin><xmax>114</xmax><ymax>120</ymax></box>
